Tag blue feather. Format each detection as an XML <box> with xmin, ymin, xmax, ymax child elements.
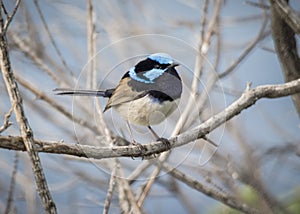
<box><xmin>143</xmin><ymin>68</ymin><xmax>165</xmax><ymax>81</ymax></box>
<box><xmin>129</xmin><ymin>67</ymin><xmax>167</xmax><ymax>83</ymax></box>
<box><xmin>148</xmin><ymin>53</ymin><xmax>173</xmax><ymax>65</ymax></box>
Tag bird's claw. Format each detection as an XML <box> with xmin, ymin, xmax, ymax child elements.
<box><xmin>131</xmin><ymin>141</ymin><xmax>146</xmax><ymax>160</ymax></box>
<box><xmin>157</xmin><ymin>137</ymin><xmax>171</xmax><ymax>150</ymax></box>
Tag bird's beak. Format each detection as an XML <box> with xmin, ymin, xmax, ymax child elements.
<box><xmin>169</xmin><ymin>62</ymin><xmax>180</xmax><ymax>68</ymax></box>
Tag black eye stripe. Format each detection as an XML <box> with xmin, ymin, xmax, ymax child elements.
<box><xmin>135</xmin><ymin>58</ymin><xmax>169</xmax><ymax>73</ymax></box>
<box><xmin>121</xmin><ymin>57</ymin><xmax>175</xmax><ymax>80</ymax></box>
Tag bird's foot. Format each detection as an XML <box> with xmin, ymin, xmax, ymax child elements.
<box><xmin>157</xmin><ymin>137</ymin><xmax>171</xmax><ymax>150</ymax></box>
<box><xmin>131</xmin><ymin>140</ymin><xmax>146</xmax><ymax>160</ymax></box>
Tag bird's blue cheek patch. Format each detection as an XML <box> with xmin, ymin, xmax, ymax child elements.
<box><xmin>143</xmin><ymin>68</ymin><xmax>165</xmax><ymax>82</ymax></box>
<box><xmin>129</xmin><ymin>67</ymin><xmax>166</xmax><ymax>83</ymax></box>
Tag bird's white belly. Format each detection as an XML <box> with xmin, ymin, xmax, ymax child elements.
<box><xmin>114</xmin><ymin>95</ymin><xmax>179</xmax><ymax>126</ymax></box>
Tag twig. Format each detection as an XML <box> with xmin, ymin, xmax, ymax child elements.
<box><xmin>102</xmin><ymin>162</ymin><xmax>117</xmax><ymax>214</ymax></box>
<box><xmin>15</xmin><ymin>75</ymin><xmax>100</xmax><ymax>135</ymax></box>
<box><xmin>4</xmin><ymin>152</ymin><xmax>19</xmax><ymax>214</ymax></box>
<box><xmin>218</xmin><ymin>17</ymin><xmax>269</xmax><ymax>78</ymax></box>
<box><xmin>160</xmin><ymin>162</ymin><xmax>260</xmax><ymax>214</ymax></box>
<box><xmin>245</xmin><ymin>0</ymin><xmax>270</xmax><ymax>9</ymax></box>
<box><xmin>2</xmin><ymin>0</ymin><xmax>21</xmax><ymax>34</ymax></box>
<box><xmin>231</xmin><ymin>116</ymin><xmax>288</xmax><ymax>213</ymax></box>
<box><xmin>115</xmin><ymin>161</ymin><xmax>143</xmax><ymax>214</ymax></box>
<box><xmin>188</xmin><ymin>5</ymin><xmax>269</xmax><ymax>128</ymax></box>
<box><xmin>167</xmin><ymin>179</ymin><xmax>198</xmax><ymax>214</ymax></box>
<box><xmin>136</xmin><ymin>163</ymin><xmax>161</xmax><ymax>207</ymax></box>
<box><xmin>1</xmin><ymin>2</ymin><xmax>9</xmax><ymax>17</ymax></box>
<box><xmin>86</xmin><ymin>0</ymin><xmax>97</xmax><ymax>89</ymax></box>
<box><xmin>9</xmin><ymin>31</ymin><xmax>64</xmax><ymax>85</ymax></box>
<box><xmin>0</xmin><ymin>105</ymin><xmax>14</xmax><ymax>133</ymax></box>
<box><xmin>127</xmin><ymin>161</ymin><xmax>152</xmax><ymax>184</ymax></box>
<box><xmin>33</xmin><ymin>0</ymin><xmax>76</xmax><ymax>82</ymax></box>
<box><xmin>1</xmin><ymin>78</ymin><xmax>300</xmax><ymax>157</ymax></box>
<box><xmin>172</xmin><ymin>0</ymin><xmax>222</xmax><ymax>135</ymax></box>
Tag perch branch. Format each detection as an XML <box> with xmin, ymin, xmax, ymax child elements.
<box><xmin>1</xmin><ymin>78</ymin><xmax>300</xmax><ymax>158</ymax></box>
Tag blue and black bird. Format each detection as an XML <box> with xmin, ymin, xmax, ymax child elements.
<box><xmin>55</xmin><ymin>53</ymin><xmax>182</xmax><ymax>145</ymax></box>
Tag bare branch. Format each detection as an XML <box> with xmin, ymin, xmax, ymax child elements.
<box><xmin>9</xmin><ymin>31</ymin><xmax>64</xmax><ymax>85</ymax></box>
<box><xmin>115</xmin><ymin>161</ymin><xmax>143</xmax><ymax>214</ymax></box>
<box><xmin>33</xmin><ymin>0</ymin><xmax>75</xmax><ymax>82</ymax></box>
<box><xmin>160</xmin><ymin>162</ymin><xmax>260</xmax><ymax>214</ymax></box>
<box><xmin>2</xmin><ymin>0</ymin><xmax>21</xmax><ymax>34</ymax></box>
<box><xmin>15</xmin><ymin>75</ymin><xmax>101</xmax><ymax>136</ymax></box>
<box><xmin>218</xmin><ymin>13</ymin><xmax>269</xmax><ymax>78</ymax></box>
<box><xmin>4</xmin><ymin>152</ymin><xmax>19</xmax><ymax>214</ymax></box>
<box><xmin>136</xmin><ymin>163</ymin><xmax>161</xmax><ymax>207</ymax></box>
<box><xmin>127</xmin><ymin>161</ymin><xmax>152</xmax><ymax>184</ymax></box>
<box><xmin>86</xmin><ymin>0</ymin><xmax>97</xmax><ymax>89</ymax></box>
<box><xmin>1</xmin><ymin>78</ymin><xmax>300</xmax><ymax>158</ymax></box>
<box><xmin>172</xmin><ymin>0</ymin><xmax>222</xmax><ymax>136</ymax></box>
<box><xmin>1</xmin><ymin>78</ymin><xmax>300</xmax><ymax>212</ymax></box>
<box><xmin>0</xmin><ymin>105</ymin><xmax>14</xmax><ymax>133</ymax></box>
<box><xmin>1</xmin><ymin>2</ymin><xmax>9</xmax><ymax>18</ymax></box>
<box><xmin>102</xmin><ymin>162</ymin><xmax>117</xmax><ymax>214</ymax></box>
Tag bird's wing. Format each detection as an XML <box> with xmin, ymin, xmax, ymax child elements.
<box><xmin>104</xmin><ymin>77</ymin><xmax>143</xmax><ymax>111</ymax></box>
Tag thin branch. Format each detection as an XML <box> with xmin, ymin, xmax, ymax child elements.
<box><xmin>2</xmin><ymin>0</ymin><xmax>21</xmax><ymax>34</ymax></box>
<box><xmin>0</xmin><ymin>105</ymin><xmax>14</xmax><ymax>133</ymax></box>
<box><xmin>185</xmin><ymin>0</ymin><xmax>269</xmax><ymax>127</ymax></box>
<box><xmin>15</xmin><ymin>75</ymin><xmax>100</xmax><ymax>136</ymax></box>
<box><xmin>86</xmin><ymin>0</ymin><xmax>97</xmax><ymax>89</ymax></box>
<box><xmin>127</xmin><ymin>161</ymin><xmax>152</xmax><ymax>184</ymax></box>
<box><xmin>199</xmin><ymin>0</ymin><xmax>209</xmax><ymax>51</ymax></box>
<box><xmin>245</xmin><ymin>0</ymin><xmax>270</xmax><ymax>10</ymax></box>
<box><xmin>160</xmin><ymin>162</ymin><xmax>260</xmax><ymax>214</ymax></box>
<box><xmin>218</xmin><ymin>17</ymin><xmax>269</xmax><ymax>78</ymax></box>
<box><xmin>1</xmin><ymin>2</ymin><xmax>9</xmax><ymax>18</ymax></box>
<box><xmin>1</xmin><ymin>78</ymin><xmax>300</xmax><ymax>158</ymax></box>
<box><xmin>172</xmin><ymin>0</ymin><xmax>222</xmax><ymax>135</ymax></box>
<box><xmin>9</xmin><ymin>31</ymin><xmax>64</xmax><ymax>85</ymax></box>
<box><xmin>115</xmin><ymin>161</ymin><xmax>143</xmax><ymax>214</ymax></box>
<box><xmin>136</xmin><ymin>163</ymin><xmax>161</xmax><ymax>207</ymax></box>
<box><xmin>232</xmin><ymin>119</ymin><xmax>288</xmax><ymax>213</ymax></box>
<box><xmin>102</xmin><ymin>162</ymin><xmax>117</xmax><ymax>214</ymax></box>
<box><xmin>4</xmin><ymin>152</ymin><xmax>19</xmax><ymax>214</ymax></box>
<box><xmin>33</xmin><ymin>0</ymin><xmax>76</xmax><ymax>82</ymax></box>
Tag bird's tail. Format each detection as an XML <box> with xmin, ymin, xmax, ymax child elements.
<box><xmin>53</xmin><ymin>88</ymin><xmax>114</xmax><ymax>98</ymax></box>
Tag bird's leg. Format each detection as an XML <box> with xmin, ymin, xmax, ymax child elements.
<box><xmin>126</xmin><ymin>121</ymin><xmax>145</xmax><ymax>158</ymax></box>
<box><xmin>126</xmin><ymin>121</ymin><xmax>137</xmax><ymax>145</ymax></box>
<box><xmin>147</xmin><ymin>126</ymin><xmax>171</xmax><ymax>150</ymax></box>
<box><xmin>202</xmin><ymin>136</ymin><xmax>218</xmax><ymax>147</ymax></box>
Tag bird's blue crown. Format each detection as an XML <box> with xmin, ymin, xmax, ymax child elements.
<box><xmin>148</xmin><ymin>53</ymin><xmax>173</xmax><ymax>64</ymax></box>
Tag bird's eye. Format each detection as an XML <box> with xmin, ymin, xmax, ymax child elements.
<box><xmin>154</xmin><ymin>64</ymin><xmax>160</xmax><ymax>69</ymax></box>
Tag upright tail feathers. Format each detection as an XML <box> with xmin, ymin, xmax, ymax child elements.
<box><xmin>53</xmin><ymin>88</ymin><xmax>114</xmax><ymax>98</ymax></box>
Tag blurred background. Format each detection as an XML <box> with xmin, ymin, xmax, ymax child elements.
<box><xmin>0</xmin><ymin>0</ymin><xmax>300</xmax><ymax>213</ymax></box>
